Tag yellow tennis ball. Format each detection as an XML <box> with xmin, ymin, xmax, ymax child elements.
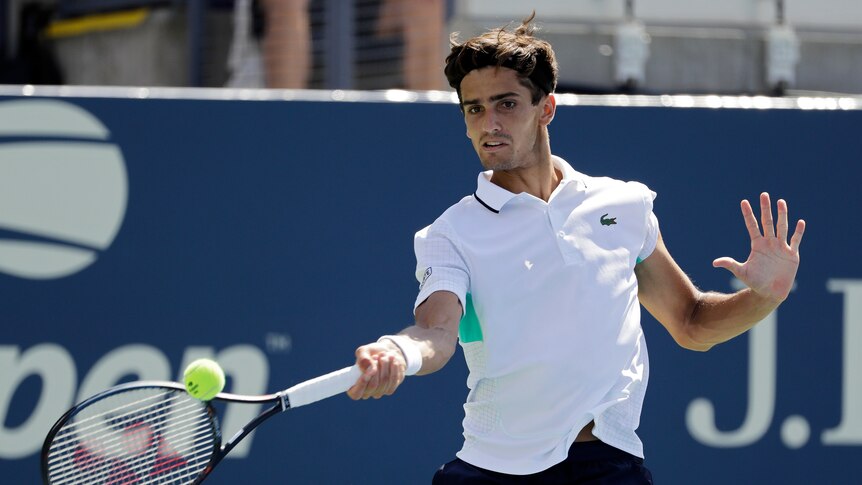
<box><xmin>183</xmin><ymin>358</ymin><xmax>225</xmax><ymax>401</ymax></box>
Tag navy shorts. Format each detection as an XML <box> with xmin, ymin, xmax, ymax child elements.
<box><xmin>432</xmin><ymin>440</ymin><xmax>654</xmax><ymax>484</ymax></box>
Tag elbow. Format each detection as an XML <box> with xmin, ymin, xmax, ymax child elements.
<box><xmin>670</xmin><ymin>315</ymin><xmax>716</xmax><ymax>352</ymax></box>
<box><xmin>666</xmin><ymin>322</ymin><xmax>714</xmax><ymax>351</ymax></box>
<box><xmin>415</xmin><ymin>327</ymin><xmax>459</xmax><ymax>375</ymax></box>
<box><xmin>675</xmin><ymin>293</ymin><xmax>716</xmax><ymax>352</ymax></box>
<box><xmin>432</xmin><ymin>335</ymin><xmax>459</xmax><ymax>368</ymax></box>
<box><xmin>677</xmin><ymin>334</ymin><xmax>714</xmax><ymax>352</ymax></box>
<box><xmin>691</xmin><ymin>342</ymin><xmax>714</xmax><ymax>352</ymax></box>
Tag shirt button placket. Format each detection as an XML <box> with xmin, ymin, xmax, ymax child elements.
<box><xmin>550</xmin><ymin>205</ymin><xmax>583</xmax><ymax>265</ymax></box>
<box><xmin>546</xmin><ymin>207</ymin><xmax>567</xmax><ymax>261</ymax></box>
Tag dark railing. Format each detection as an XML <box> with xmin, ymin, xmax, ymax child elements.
<box><xmin>1</xmin><ymin>0</ymin><xmax>367</xmax><ymax>88</ymax></box>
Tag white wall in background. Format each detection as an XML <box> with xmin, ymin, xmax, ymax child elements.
<box><xmin>454</xmin><ymin>0</ymin><xmax>862</xmax><ymax>30</ymax></box>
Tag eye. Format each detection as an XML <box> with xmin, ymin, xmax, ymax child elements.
<box><xmin>466</xmin><ymin>105</ymin><xmax>482</xmax><ymax>114</ymax></box>
<box><xmin>500</xmin><ymin>100</ymin><xmax>516</xmax><ymax>110</ymax></box>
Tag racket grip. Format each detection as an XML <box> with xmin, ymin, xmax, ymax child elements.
<box><xmin>285</xmin><ymin>365</ymin><xmax>362</xmax><ymax>408</ymax></box>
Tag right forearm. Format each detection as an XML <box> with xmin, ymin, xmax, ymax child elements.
<box><xmin>404</xmin><ymin>290</ymin><xmax>463</xmax><ymax>374</ymax></box>
<box><xmin>394</xmin><ymin>324</ymin><xmax>459</xmax><ymax>375</ymax></box>
<box><xmin>348</xmin><ymin>291</ymin><xmax>462</xmax><ymax>401</ymax></box>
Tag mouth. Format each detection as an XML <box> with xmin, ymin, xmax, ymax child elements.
<box><xmin>481</xmin><ymin>140</ymin><xmax>509</xmax><ymax>151</ymax></box>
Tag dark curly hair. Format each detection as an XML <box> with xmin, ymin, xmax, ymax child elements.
<box><xmin>444</xmin><ymin>12</ymin><xmax>558</xmax><ymax>107</ymax></box>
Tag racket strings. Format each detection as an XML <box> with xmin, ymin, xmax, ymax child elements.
<box><xmin>49</xmin><ymin>391</ymin><xmax>187</xmax><ymax>454</ymax></box>
<box><xmin>49</xmin><ymin>412</ymin><xmax>214</xmax><ymax>484</ymax></box>
<box><xmin>48</xmin><ymin>398</ymin><xmax>214</xmax><ymax>484</ymax></box>
<box><xmin>45</xmin><ymin>388</ymin><xmax>217</xmax><ymax>485</ymax></box>
<box><xmin>48</xmin><ymin>398</ymin><xmax>203</xmax><ymax>477</ymax></box>
<box><xmin>49</xmin><ymin>425</ymin><xmax>213</xmax><ymax>484</ymax></box>
<box><xmin>49</xmin><ymin>396</ymin><xmax>204</xmax><ymax>460</ymax></box>
<box><xmin>52</xmin><ymin>441</ymin><xmax>212</xmax><ymax>485</ymax></box>
<box><xmin>49</xmin><ymin>419</ymin><xmax>213</xmax><ymax>484</ymax></box>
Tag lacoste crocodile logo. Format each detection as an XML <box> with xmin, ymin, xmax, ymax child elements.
<box><xmin>600</xmin><ymin>213</ymin><xmax>617</xmax><ymax>226</ymax></box>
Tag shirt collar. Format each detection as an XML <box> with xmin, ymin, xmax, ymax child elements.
<box><xmin>473</xmin><ymin>156</ymin><xmax>587</xmax><ymax>214</ymax></box>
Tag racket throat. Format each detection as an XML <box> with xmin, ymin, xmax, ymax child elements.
<box><xmin>277</xmin><ymin>391</ymin><xmax>291</xmax><ymax>411</ymax></box>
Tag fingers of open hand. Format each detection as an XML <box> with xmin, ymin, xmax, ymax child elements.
<box><xmin>741</xmin><ymin>199</ymin><xmax>761</xmax><ymax>240</ymax></box>
<box><xmin>712</xmin><ymin>256</ymin><xmax>742</xmax><ymax>276</ymax></box>
<box><xmin>776</xmin><ymin>199</ymin><xmax>805</xmax><ymax>254</ymax></box>
<box><xmin>743</xmin><ymin>194</ymin><xmax>804</xmax><ymax>253</ymax></box>
<box><xmin>776</xmin><ymin>198</ymin><xmax>789</xmax><ymax>242</ymax></box>
<box><xmin>790</xmin><ymin>219</ymin><xmax>806</xmax><ymax>253</ymax></box>
<box><xmin>759</xmin><ymin>192</ymin><xmax>775</xmax><ymax>238</ymax></box>
<box><xmin>779</xmin><ymin>199</ymin><xmax>806</xmax><ymax>254</ymax></box>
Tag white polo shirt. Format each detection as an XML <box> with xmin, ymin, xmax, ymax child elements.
<box><xmin>413</xmin><ymin>156</ymin><xmax>659</xmax><ymax>475</ymax></box>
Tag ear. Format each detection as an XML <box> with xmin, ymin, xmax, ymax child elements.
<box><xmin>539</xmin><ymin>94</ymin><xmax>556</xmax><ymax>126</ymax></box>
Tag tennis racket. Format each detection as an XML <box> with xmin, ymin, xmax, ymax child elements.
<box><xmin>41</xmin><ymin>364</ymin><xmax>361</xmax><ymax>484</ymax></box>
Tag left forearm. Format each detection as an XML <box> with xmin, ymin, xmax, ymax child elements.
<box><xmin>684</xmin><ymin>288</ymin><xmax>782</xmax><ymax>349</ymax></box>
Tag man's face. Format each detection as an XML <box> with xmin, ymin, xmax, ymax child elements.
<box><xmin>460</xmin><ymin>67</ymin><xmax>553</xmax><ymax>171</ymax></box>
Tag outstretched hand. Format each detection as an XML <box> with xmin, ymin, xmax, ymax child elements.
<box><xmin>713</xmin><ymin>193</ymin><xmax>806</xmax><ymax>302</ymax></box>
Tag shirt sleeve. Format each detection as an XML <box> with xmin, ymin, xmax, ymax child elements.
<box><xmin>413</xmin><ymin>218</ymin><xmax>470</xmax><ymax>316</ymax></box>
<box><xmin>637</xmin><ymin>184</ymin><xmax>660</xmax><ymax>262</ymax></box>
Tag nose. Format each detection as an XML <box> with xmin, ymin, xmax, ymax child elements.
<box><xmin>482</xmin><ymin>110</ymin><xmax>501</xmax><ymax>134</ymax></box>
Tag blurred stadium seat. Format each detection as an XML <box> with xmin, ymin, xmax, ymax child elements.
<box><xmin>1</xmin><ymin>0</ymin><xmax>861</xmax><ymax>94</ymax></box>
<box><xmin>449</xmin><ymin>0</ymin><xmax>862</xmax><ymax>95</ymax></box>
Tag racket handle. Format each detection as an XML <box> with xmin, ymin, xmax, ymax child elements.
<box><xmin>284</xmin><ymin>365</ymin><xmax>362</xmax><ymax>408</ymax></box>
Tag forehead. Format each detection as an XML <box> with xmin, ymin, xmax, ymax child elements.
<box><xmin>460</xmin><ymin>67</ymin><xmax>530</xmax><ymax>102</ymax></box>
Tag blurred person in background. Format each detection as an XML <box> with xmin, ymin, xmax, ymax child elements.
<box><xmin>377</xmin><ymin>0</ymin><xmax>447</xmax><ymax>90</ymax></box>
<box><xmin>234</xmin><ymin>0</ymin><xmax>447</xmax><ymax>90</ymax></box>
<box><xmin>227</xmin><ymin>0</ymin><xmax>310</xmax><ymax>89</ymax></box>
<box><xmin>0</xmin><ymin>2</ymin><xmax>64</xmax><ymax>84</ymax></box>
<box><xmin>261</xmin><ymin>0</ymin><xmax>310</xmax><ymax>88</ymax></box>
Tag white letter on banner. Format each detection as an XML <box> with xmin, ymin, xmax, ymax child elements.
<box><xmin>686</xmin><ymin>292</ymin><xmax>776</xmax><ymax>447</ymax></box>
<box><xmin>77</xmin><ymin>344</ymin><xmax>171</xmax><ymax>401</ymax></box>
<box><xmin>0</xmin><ymin>344</ymin><xmax>76</xmax><ymax>458</ymax></box>
<box><xmin>822</xmin><ymin>279</ymin><xmax>862</xmax><ymax>445</ymax></box>
<box><xmin>180</xmin><ymin>345</ymin><xmax>269</xmax><ymax>458</ymax></box>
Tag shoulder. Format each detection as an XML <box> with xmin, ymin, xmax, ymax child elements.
<box><xmin>418</xmin><ymin>193</ymin><xmax>489</xmax><ymax>232</ymax></box>
<box><xmin>415</xmin><ymin>194</ymin><xmax>475</xmax><ymax>240</ymax></box>
<box><xmin>582</xmin><ymin>174</ymin><xmax>655</xmax><ymax>201</ymax></box>
<box><xmin>582</xmin><ymin>173</ymin><xmax>649</xmax><ymax>191</ymax></box>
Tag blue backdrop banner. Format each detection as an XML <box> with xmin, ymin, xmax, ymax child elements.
<box><xmin>1</xmin><ymin>94</ymin><xmax>860</xmax><ymax>484</ymax></box>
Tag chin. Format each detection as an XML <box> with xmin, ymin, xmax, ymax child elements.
<box><xmin>479</xmin><ymin>155</ymin><xmax>515</xmax><ymax>171</ymax></box>
<box><xmin>486</xmin><ymin>161</ymin><xmax>519</xmax><ymax>171</ymax></box>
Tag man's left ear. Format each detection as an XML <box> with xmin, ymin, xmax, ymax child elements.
<box><xmin>540</xmin><ymin>94</ymin><xmax>556</xmax><ymax>125</ymax></box>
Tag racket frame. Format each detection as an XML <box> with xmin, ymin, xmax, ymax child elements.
<box><xmin>39</xmin><ymin>381</ymin><xmax>287</xmax><ymax>485</ymax></box>
<box><xmin>41</xmin><ymin>364</ymin><xmax>360</xmax><ymax>484</ymax></box>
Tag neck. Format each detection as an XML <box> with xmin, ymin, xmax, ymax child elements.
<box><xmin>490</xmin><ymin>147</ymin><xmax>559</xmax><ymax>202</ymax></box>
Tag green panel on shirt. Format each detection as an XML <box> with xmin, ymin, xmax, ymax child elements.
<box><xmin>459</xmin><ymin>293</ymin><xmax>484</xmax><ymax>343</ymax></box>
<box><xmin>636</xmin><ymin>257</ymin><xmax>643</xmax><ymax>264</ymax></box>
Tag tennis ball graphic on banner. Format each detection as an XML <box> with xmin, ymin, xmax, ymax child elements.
<box><xmin>0</xmin><ymin>99</ymin><xmax>128</xmax><ymax>279</ymax></box>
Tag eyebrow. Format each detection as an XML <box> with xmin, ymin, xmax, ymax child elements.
<box><xmin>461</xmin><ymin>91</ymin><xmax>521</xmax><ymax>107</ymax></box>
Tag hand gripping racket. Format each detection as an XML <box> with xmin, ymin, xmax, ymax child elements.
<box><xmin>41</xmin><ymin>365</ymin><xmax>361</xmax><ymax>484</ymax></box>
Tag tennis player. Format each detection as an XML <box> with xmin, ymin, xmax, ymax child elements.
<box><xmin>347</xmin><ymin>13</ymin><xmax>805</xmax><ymax>484</ymax></box>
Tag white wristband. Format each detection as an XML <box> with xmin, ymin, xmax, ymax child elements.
<box><xmin>377</xmin><ymin>335</ymin><xmax>422</xmax><ymax>376</ymax></box>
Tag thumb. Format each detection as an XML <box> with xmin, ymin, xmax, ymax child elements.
<box><xmin>712</xmin><ymin>257</ymin><xmax>742</xmax><ymax>276</ymax></box>
<box><xmin>354</xmin><ymin>347</ymin><xmax>378</xmax><ymax>381</ymax></box>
